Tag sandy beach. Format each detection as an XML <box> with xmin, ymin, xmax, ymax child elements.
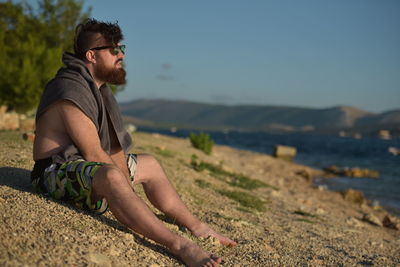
<box><xmin>0</xmin><ymin>130</ymin><xmax>399</xmax><ymax>266</ymax></box>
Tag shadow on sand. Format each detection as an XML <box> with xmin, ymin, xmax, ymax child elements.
<box><xmin>0</xmin><ymin>166</ymin><xmax>175</xmax><ymax>260</ymax></box>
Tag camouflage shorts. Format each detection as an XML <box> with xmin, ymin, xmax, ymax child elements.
<box><xmin>32</xmin><ymin>154</ymin><xmax>138</xmax><ymax>214</ymax></box>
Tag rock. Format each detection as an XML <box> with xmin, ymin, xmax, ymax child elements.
<box><xmin>378</xmin><ymin>130</ymin><xmax>391</xmax><ymax>140</ymax></box>
<box><xmin>0</xmin><ymin>111</ymin><xmax>19</xmax><ymax>130</ymax></box>
<box><xmin>296</xmin><ymin>169</ymin><xmax>313</xmax><ymax>182</ymax></box>
<box><xmin>362</xmin><ymin>213</ymin><xmax>383</xmax><ymax>227</ymax></box>
<box><xmin>318</xmin><ymin>185</ymin><xmax>328</xmax><ymax>191</ymax></box>
<box><xmin>273</xmin><ymin>145</ymin><xmax>297</xmax><ymax>161</ymax></box>
<box><xmin>344</xmin><ymin>167</ymin><xmax>379</xmax><ymax>178</ymax></box>
<box><xmin>22</xmin><ymin>132</ymin><xmax>35</xmax><ymax>142</ymax></box>
<box><xmin>341</xmin><ymin>189</ymin><xmax>365</xmax><ymax>205</ymax></box>
<box><xmin>388</xmin><ymin>147</ymin><xmax>400</xmax><ymax>156</ymax></box>
<box><xmin>323</xmin><ymin>165</ymin><xmax>379</xmax><ymax>178</ymax></box>
<box><xmin>315</xmin><ymin>208</ymin><xmax>326</xmax><ymax>215</ymax></box>
<box><xmin>382</xmin><ymin>215</ymin><xmax>399</xmax><ymax>230</ymax></box>
<box><xmin>124</xmin><ymin>232</ymin><xmax>134</xmax><ymax>241</ymax></box>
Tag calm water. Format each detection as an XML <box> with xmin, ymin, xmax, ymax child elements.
<box><xmin>139</xmin><ymin>128</ymin><xmax>400</xmax><ymax>215</ymax></box>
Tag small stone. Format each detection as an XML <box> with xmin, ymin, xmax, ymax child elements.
<box><xmin>318</xmin><ymin>185</ymin><xmax>327</xmax><ymax>191</ymax></box>
<box><xmin>124</xmin><ymin>233</ymin><xmax>134</xmax><ymax>241</ymax></box>
<box><xmin>296</xmin><ymin>169</ymin><xmax>313</xmax><ymax>182</ymax></box>
<box><xmin>22</xmin><ymin>132</ymin><xmax>35</xmax><ymax>142</ymax></box>
<box><xmin>206</xmin><ymin>236</ymin><xmax>220</xmax><ymax>246</ymax></box>
<box><xmin>341</xmin><ymin>189</ymin><xmax>365</xmax><ymax>205</ymax></box>
<box><xmin>316</xmin><ymin>208</ymin><xmax>326</xmax><ymax>215</ymax></box>
<box><xmin>362</xmin><ymin>213</ymin><xmax>382</xmax><ymax>227</ymax></box>
<box><xmin>382</xmin><ymin>215</ymin><xmax>399</xmax><ymax>230</ymax></box>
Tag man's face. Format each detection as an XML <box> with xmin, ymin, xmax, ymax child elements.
<box><xmin>92</xmin><ymin>37</ymin><xmax>126</xmax><ymax>85</ymax></box>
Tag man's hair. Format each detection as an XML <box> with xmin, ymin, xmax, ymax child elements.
<box><xmin>74</xmin><ymin>18</ymin><xmax>124</xmax><ymax>60</ymax></box>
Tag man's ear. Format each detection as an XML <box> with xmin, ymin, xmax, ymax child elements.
<box><xmin>85</xmin><ymin>50</ymin><xmax>96</xmax><ymax>63</ymax></box>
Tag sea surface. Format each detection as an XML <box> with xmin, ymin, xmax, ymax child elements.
<box><xmin>139</xmin><ymin>128</ymin><xmax>400</xmax><ymax>215</ymax></box>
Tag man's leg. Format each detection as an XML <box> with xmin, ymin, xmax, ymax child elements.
<box><xmin>133</xmin><ymin>154</ymin><xmax>237</xmax><ymax>247</ymax></box>
<box><xmin>92</xmin><ymin>164</ymin><xmax>222</xmax><ymax>267</ymax></box>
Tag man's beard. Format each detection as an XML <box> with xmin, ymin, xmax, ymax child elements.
<box><xmin>95</xmin><ymin>59</ymin><xmax>126</xmax><ymax>85</ymax></box>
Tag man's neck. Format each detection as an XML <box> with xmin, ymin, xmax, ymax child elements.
<box><xmin>86</xmin><ymin>63</ymin><xmax>104</xmax><ymax>89</ymax></box>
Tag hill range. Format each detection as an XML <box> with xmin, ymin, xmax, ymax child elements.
<box><xmin>119</xmin><ymin>99</ymin><xmax>400</xmax><ymax>136</ymax></box>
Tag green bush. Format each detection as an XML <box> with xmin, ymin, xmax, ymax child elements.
<box><xmin>189</xmin><ymin>132</ymin><xmax>214</xmax><ymax>155</ymax></box>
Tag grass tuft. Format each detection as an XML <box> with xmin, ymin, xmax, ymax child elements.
<box><xmin>190</xmin><ymin>154</ymin><xmax>277</xmax><ymax>190</ymax></box>
<box><xmin>217</xmin><ymin>189</ymin><xmax>267</xmax><ymax>212</ymax></box>
<box><xmin>195</xmin><ymin>179</ymin><xmax>211</xmax><ymax>189</ymax></box>
<box><xmin>293</xmin><ymin>210</ymin><xmax>318</xmax><ymax>218</ymax></box>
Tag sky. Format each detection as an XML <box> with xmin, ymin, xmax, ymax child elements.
<box><xmin>19</xmin><ymin>0</ymin><xmax>400</xmax><ymax>113</ymax></box>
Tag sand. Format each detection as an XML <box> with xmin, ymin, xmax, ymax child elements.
<box><xmin>0</xmin><ymin>131</ymin><xmax>399</xmax><ymax>266</ymax></box>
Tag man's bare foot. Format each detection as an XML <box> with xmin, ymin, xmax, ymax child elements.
<box><xmin>171</xmin><ymin>238</ymin><xmax>222</xmax><ymax>267</ymax></box>
<box><xmin>191</xmin><ymin>222</ymin><xmax>237</xmax><ymax>247</ymax></box>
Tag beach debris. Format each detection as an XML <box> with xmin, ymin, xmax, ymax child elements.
<box><xmin>341</xmin><ymin>189</ymin><xmax>365</xmax><ymax>205</ymax></box>
<box><xmin>362</xmin><ymin>213</ymin><xmax>383</xmax><ymax>227</ymax></box>
<box><xmin>295</xmin><ymin>169</ymin><xmax>313</xmax><ymax>182</ymax></box>
<box><xmin>382</xmin><ymin>215</ymin><xmax>399</xmax><ymax>230</ymax></box>
<box><xmin>22</xmin><ymin>132</ymin><xmax>35</xmax><ymax>142</ymax></box>
<box><xmin>273</xmin><ymin>145</ymin><xmax>297</xmax><ymax>161</ymax></box>
<box><xmin>323</xmin><ymin>165</ymin><xmax>379</xmax><ymax>178</ymax></box>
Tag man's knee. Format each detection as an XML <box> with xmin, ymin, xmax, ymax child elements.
<box><xmin>139</xmin><ymin>154</ymin><xmax>161</xmax><ymax>169</ymax></box>
<box><xmin>94</xmin><ymin>164</ymin><xmax>127</xmax><ymax>187</ymax></box>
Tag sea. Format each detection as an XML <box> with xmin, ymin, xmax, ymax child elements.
<box><xmin>139</xmin><ymin>127</ymin><xmax>400</xmax><ymax>216</ymax></box>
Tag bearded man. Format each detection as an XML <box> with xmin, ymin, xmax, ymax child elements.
<box><xmin>31</xmin><ymin>19</ymin><xmax>236</xmax><ymax>267</ymax></box>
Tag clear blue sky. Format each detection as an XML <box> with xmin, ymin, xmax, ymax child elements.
<box><xmin>23</xmin><ymin>0</ymin><xmax>400</xmax><ymax>113</ymax></box>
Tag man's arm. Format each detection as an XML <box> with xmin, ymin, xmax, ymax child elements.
<box><xmin>57</xmin><ymin>100</ymin><xmax>115</xmax><ymax>165</ymax></box>
<box><xmin>110</xmin><ymin>147</ymin><xmax>130</xmax><ymax>181</ymax></box>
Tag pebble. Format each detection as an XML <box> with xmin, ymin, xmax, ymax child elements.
<box><xmin>124</xmin><ymin>233</ymin><xmax>134</xmax><ymax>241</ymax></box>
<box><xmin>316</xmin><ymin>208</ymin><xmax>326</xmax><ymax>215</ymax></box>
<box><xmin>362</xmin><ymin>213</ymin><xmax>383</xmax><ymax>227</ymax></box>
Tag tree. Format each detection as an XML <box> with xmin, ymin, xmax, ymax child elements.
<box><xmin>0</xmin><ymin>0</ymin><xmax>91</xmax><ymax>113</ymax></box>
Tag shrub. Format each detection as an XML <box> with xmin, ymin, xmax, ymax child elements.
<box><xmin>189</xmin><ymin>132</ymin><xmax>214</xmax><ymax>155</ymax></box>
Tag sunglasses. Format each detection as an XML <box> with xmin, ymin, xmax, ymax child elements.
<box><xmin>90</xmin><ymin>45</ymin><xmax>126</xmax><ymax>55</ymax></box>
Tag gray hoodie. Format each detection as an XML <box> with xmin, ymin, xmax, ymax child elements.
<box><xmin>36</xmin><ymin>52</ymin><xmax>132</xmax><ymax>163</ymax></box>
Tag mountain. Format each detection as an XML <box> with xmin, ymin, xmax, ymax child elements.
<box><xmin>119</xmin><ymin>99</ymin><xmax>400</xmax><ymax>135</ymax></box>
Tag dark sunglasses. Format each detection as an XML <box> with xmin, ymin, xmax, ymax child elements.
<box><xmin>90</xmin><ymin>45</ymin><xmax>126</xmax><ymax>55</ymax></box>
